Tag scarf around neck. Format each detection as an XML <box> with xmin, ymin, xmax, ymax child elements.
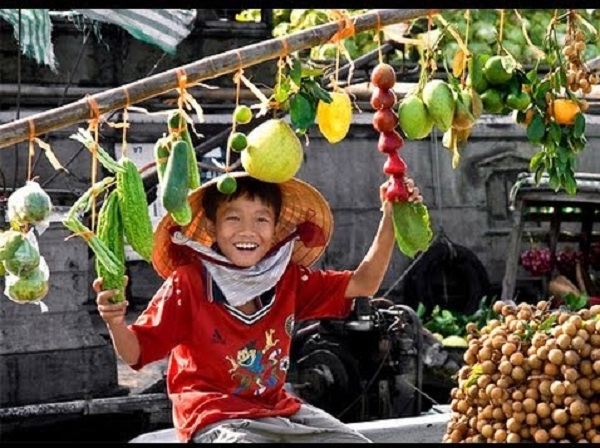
<box><xmin>170</xmin><ymin>231</ymin><xmax>296</xmax><ymax>307</ymax></box>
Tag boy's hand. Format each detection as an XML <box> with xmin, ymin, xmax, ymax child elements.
<box><xmin>93</xmin><ymin>276</ymin><xmax>129</xmax><ymax>327</ymax></box>
<box><xmin>379</xmin><ymin>177</ymin><xmax>423</xmax><ymax>215</ymax></box>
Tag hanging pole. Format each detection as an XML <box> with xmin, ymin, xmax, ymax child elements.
<box><xmin>0</xmin><ymin>9</ymin><xmax>434</xmax><ymax>151</ymax></box>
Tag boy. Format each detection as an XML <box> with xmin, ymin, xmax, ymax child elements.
<box><xmin>95</xmin><ymin>172</ymin><xmax>422</xmax><ymax>443</ymax></box>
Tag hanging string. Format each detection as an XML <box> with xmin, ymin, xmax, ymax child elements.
<box><xmin>375</xmin><ymin>11</ymin><xmax>383</xmax><ymax>65</ymax></box>
<box><xmin>229</xmin><ymin>68</ymin><xmax>243</xmax><ymax>173</ymax></box>
<box><xmin>462</xmin><ymin>10</ymin><xmax>471</xmax><ymax>87</ymax></box>
<box><xmin>86</xmin><ymin>96</ymin><xmax>101</xmax><ymax>232</ymax></box>
<box><xmin>175</xmin><ymin>68</ymin><xmax>188</xmax><ymax>134</ymax></box>
<box><xmin>121</xmin><ymin>87</ymin><xmax>131</xmax><ymax>157</ymax></box>
<box><xmin>328</xmin><ymin>10</ymin><xmax>356</xmax><ymax>88</ymax></box>
<box><xmin>278</xmin><ymin>37</ymin><xmax>290</xmax><ymax>60</ymax></box>
<box><xmin>498</xmin><ymin>9</ymin><xmax>505</xmax><ymax>54</ymax></box>
<box><xmin>27</xmin><ymin>120</ymin><xmax>36</xmax><ymax>181</ymax></box>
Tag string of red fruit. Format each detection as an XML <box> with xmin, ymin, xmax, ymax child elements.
<box><xmin>370</xmin><ymin>62</ymin><xmax>408</xmax><ymax>202</ymax></box>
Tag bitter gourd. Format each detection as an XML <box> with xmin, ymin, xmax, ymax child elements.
<box><xmin>96</xmin><ymin>190</ymin><xmax>126</xmax><ymax>303</ymax></box>
<box><xmin>116</xmin><ymin>157</ymin><xmax>154</xmax><ymax>262</ymax></box>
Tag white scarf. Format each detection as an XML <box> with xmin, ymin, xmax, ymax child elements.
<box><xmin>171</xmin><ymin>231</ymin><xmax>296</xmax><ymax>307</ymax></box>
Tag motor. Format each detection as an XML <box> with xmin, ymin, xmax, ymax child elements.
<box><xmin>287</xmin><ymin>297</ymin><xmax>424</xmax><ymax>423</ymax></box>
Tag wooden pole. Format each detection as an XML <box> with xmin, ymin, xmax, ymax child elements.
<box><xmin>0</xmin><ymin>9</ymin><xmax>434</xmax><ymax>150</ymax></box>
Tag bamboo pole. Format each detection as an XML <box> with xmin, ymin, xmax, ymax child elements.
<box><xmin>0</xmin><ymin>9</ymin><xmax>434</xmax><ymax>150</ymax></box>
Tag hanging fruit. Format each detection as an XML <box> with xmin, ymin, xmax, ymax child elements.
<box><xmin>369</xmin><ymin>61</ymin><xmax>433</xmax><ymax>259</ymax></box>
<box><xmin>316</xmin><ymin>90</ymin><xmax>353</xmax><ymax>144</ymax></box>
<box><xmin>233</xmin><ymin>105</ymin><xmax>253</xmax><ymax>125</ymax></box>
<box><xmin>369</xmin><ymin>62</ymin><xmax>404</xmax><ymax>203</ymax></box>
<box><xmin>241</xmin><ymin>118</ymin><xmax>303</xmax><ymax>183</ymax></box>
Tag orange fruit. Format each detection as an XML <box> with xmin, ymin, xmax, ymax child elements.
<box><xmin>551</xmin><ymin>99</ymin><xmax>581</xmax><ymax>126</ymax></box>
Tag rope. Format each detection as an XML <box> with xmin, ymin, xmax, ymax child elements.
<box><xmin>497</xmin><ymin>9</ymin><xmax>504</xmax><ymax>54</ymax></box>
<box><xmin>462</xmin><ymin>10</ymin><xmax>471</xmax><ymax>87</ymax></box>
<box><xmin>227</xmin><ymin>69</ymin><xmax>243</xmax><ymax>173</ymax></box>
<box><xmin>328</xmin><ymin>10</ymin><xmax>356</xmax><ymax>88</ymax></box>
<box><xmin>176</xmin><ymin>68</ymin><xmax>187</xmax><ymax>117</ymax></box>
<box><xmin>329</xmin><ymin>10</ymin><xmax>355</xmax><ymax>43</ymax></box>
<box><xmin>279</xmin><ymin>38</ymin><xmax>290</xmax><ymax>59</ymax></box>
<box><xmin>27</xmin><ymin>119</ymin><xmax>35</xmax><ymax>181</ymax></box>
<box><xmin>375</xmin><ymin>11</ymin><xmax>383</xmax><ymax>65</ymax></box>
<box><xmin>86</xmin><ymin>96</ymin><xmax>100</xmax><ymax>232</ymax></box>
<box><xmin>121</xmin><ymin>87</ymin><xmax>131</xmax><ymax>157</ymax></box>
<box><xmin>234</xmin><ymin>49</ymin><xmax>244</xmax><ymax>73</ymax></box>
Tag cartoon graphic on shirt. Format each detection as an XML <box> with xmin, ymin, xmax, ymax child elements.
<box><xmin>226</xmin><ymin>329</ymin><xmax>286</xmax><ymax>396</ymax></box>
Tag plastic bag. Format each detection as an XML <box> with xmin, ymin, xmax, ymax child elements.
<box><xmin>4</xmin><ymin>230</ymin><xmax>40</xmax><ymax>276</ymax></box>
<box><xmin>4</xmin><ymin>256</ymin><xmax>50</xmax><ymax>310</ymax></box>
<box><xmin>0</xmin><ymin>229</ymin><xmax>25</xmax><ymax>261</ymax></box>
<box><xmin>7</xmin><ymin>180</ymin><xmax>53</xmax><ymax>234</ymax></box>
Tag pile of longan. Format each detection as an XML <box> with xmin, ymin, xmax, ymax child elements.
<box><xmin>563</xmin><ymin>28</ymin><xmax>598</xmax><ymax>95</ymax></box>
<box><xmin>443</xmin><ymin>300</ymin><xmax>600</xmax><ymax>443</ymax></box>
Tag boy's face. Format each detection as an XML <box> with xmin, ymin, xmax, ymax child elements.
<box><xmin>213</xmin><ymin>194</ymin><xmax>277</xmax><ymax>267</ymax></box>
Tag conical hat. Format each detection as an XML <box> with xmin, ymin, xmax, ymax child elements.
<box><xmin>152</xmin><ymin>171</ymin><xmax>333</xmax><ymax>279</ymax></box>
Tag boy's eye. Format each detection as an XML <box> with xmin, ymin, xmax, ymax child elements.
<box><xmin>257</xmin><ymin>217</ymin><xmax>271</xmax><ymax>223</ymax></box>
<box><xmin>225</xmin><ymin>216</ymin><xmax>240</xmax><ymax>221</ymax></box>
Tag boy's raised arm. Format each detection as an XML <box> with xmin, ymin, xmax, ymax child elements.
<box><xmin>344</xmin><ymin>178</ymin><xmax>421</xmax><ymax>298</ymax></box>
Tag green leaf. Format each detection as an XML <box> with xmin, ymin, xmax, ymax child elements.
<box><xmin>539</xmin><ymin>314</ymin><xmax>557</xmax><ymax>332</ymax></box>
<box><xmin>290</xmin><ymin>59</ymin><xmax>302</xmax><ymax>86</ymax></box>
<box><xmin>526</xmin><ymin>68</ymin><xmax>538</xmax><ymax>85</ymax></box>
<box><xmin>526</xmin><ymin>114</ymin><xmax>546</xmax><ymax>143</ymax></box>
<box><xmin>463</xmin><ymin>364</ymin><xmax>483</xmax><ymax>390</ymax></box>
<box><xmin>416</xmin><ymin>302</ymin><xmax>427</xmax><ymax>318</ymax></box>
<box><xmin>391</xmin><ymin>202</ymin><xmax>434</xmax><ymax>259</ymax></box>
<box><xmin>548</xmin><ymin>122</ymin><xmax>561</xmax><ymax>144</ymax></box>
<box><xmin>303</xmin><ymin>80</ymin><xmax>332</xmax><ymax>103</ymax></box>
<box><xmin>564</xmin><ymin>172</ymin><xmax>577</xmax><ymax>196</ymax></box>
<box><xmin>565</xmin><ymin>292</ymin><xmax>588</xmax><ymax>311</ymax></box>
<box><xmin>534</xmin><ymin>80</ymin><xmax>551</xmax><ymax>108</ymax></box>
<box><xmin>574</xmin><ymin>112</ymin><xmax>585</xmax><ymax>139</ymax></box>
<box><xmin>549</xmin><ymin>174</ymin><xmax>561</xmax><ymax>191</ymax></box>
<box><xmin>290</xmin><ymin>92</ymin><xmax>316</xmax><ymax>132</ymax></box>
<box><xmin>274</xmin><ymin>79</ymin><xmax>292</xmax><ymax>104</ymax></box>
<box><xmin>534</xmin><ymin>165</ymin><xmax>544</xmax><ymax>184</ymax></box>
<box><xmin>529</xmin><ymin>151</ymin><xmax>544</xmax><ymax>172</ymax></box>
<box><xmin>300</xmin><ymin>67</ymin><xmax>325</xmax><ymax>78</ymax></box>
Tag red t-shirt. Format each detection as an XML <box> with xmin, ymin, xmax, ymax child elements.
<box><xmin>128</xmin><ymin>261</ymin><xmax>354</xmax><ymax>442</ymax></box>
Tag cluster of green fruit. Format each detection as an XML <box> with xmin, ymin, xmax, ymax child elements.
<box><xmin>0</xmin><ymin>181</ymin><xmax>52</xmax><ymax>304</ymax></box>
<box><xmin>218</xmin><ymin>109</ymin><xmax>304</xmax><ymax>191</ymax></box>
<box><xmin>439</xmin><ymin>9</ymin><xmax>600</xmax><ymax>67</ymax></box>
<box><xmin>397</xmin><ymin>78</ymin><xmax>481</xmax><ymax>140</ymax></box>
<box><xmin>470</xmin><ymin>54</ymin><xmax>530</xmax><ymax>115</ymax></box>
<box><xmin>217</xmin><ymin>105</ymin><xmax>254</xmax><ymax>195</ymax></box>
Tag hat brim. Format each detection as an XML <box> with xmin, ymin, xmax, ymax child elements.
<box><xmin>152</xmin><ymin>172</ymin><xmax>333</xmax><ymax>279</ymax></box>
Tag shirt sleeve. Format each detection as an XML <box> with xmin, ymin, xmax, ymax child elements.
<box><xmin>294</xmin><ymin>265</ymin><xmax>354</xmax><ymax>322</ymax></box>
<box><xmin>128</xmin><ymin>266</ymin><xmax>195</xmax><ymax>370</ymax></box>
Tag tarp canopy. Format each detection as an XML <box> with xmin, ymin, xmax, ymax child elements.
<box><xmin>0</xmin><ymin>8</ymin><xmax>198</xmax><ymax>71</ymax></box>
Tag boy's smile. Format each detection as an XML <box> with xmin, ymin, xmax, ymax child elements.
<box><xmin>213</xmin><ymin>195</ymin><xmax>277</xmax><ymax>267</ymax></box>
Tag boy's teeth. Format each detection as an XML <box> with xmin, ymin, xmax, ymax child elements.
<box><xmin>235</xmin><ymin>243</ymin><xmax>258</xmax><ymax>250</ymax></box>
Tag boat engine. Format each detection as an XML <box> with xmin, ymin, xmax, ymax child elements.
<box><xmin>287</xmin><ymin>297</ymin><xmax>425</xmax><ymax>423</ymax></box>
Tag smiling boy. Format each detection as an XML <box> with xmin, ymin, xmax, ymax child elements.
<box><xmin>95</xmin><ymin>172</ymin><xmax>421</xmax><ymax>443</ymax></box>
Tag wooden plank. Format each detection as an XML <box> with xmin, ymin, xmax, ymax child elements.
<box><xmin>0</xmin><ymin>393</ymin><xmax>169</xmax><ymax>420</ymax></box>
<box><xmin>0</xmin><ymin>9</ymin><xmax>434</xmax><ymax>150</ymax></box>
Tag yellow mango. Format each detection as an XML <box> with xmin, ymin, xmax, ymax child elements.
<box><xmin>317</xmin><ymin>91</ymin><xmax>353</xmax><ymax>144</ymax></box>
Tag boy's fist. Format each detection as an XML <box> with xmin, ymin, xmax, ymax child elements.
<box><xmin>93</xmin><ymin>276</ymin><xmax>129</xmax><ymax>327</ymax></box>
